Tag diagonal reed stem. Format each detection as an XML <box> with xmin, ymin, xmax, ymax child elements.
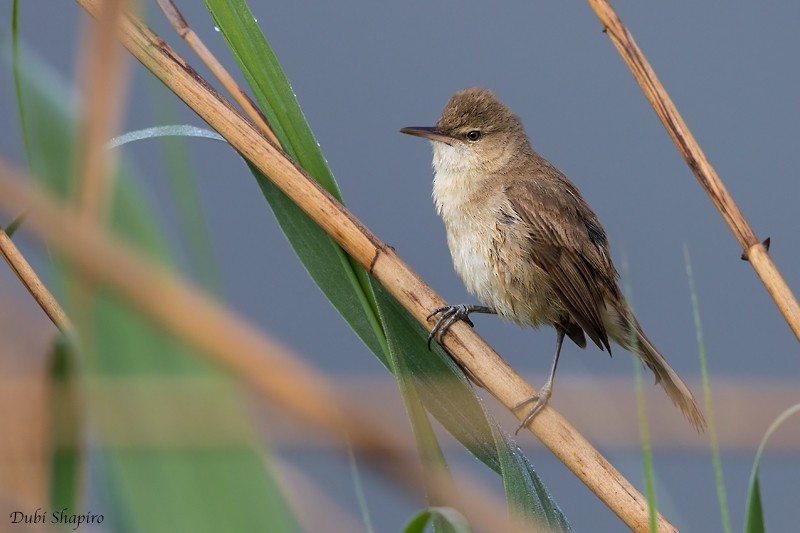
<box><xmin>0</xmin><ymin>226</ymin><xmax>72</xmax><ymax>334</ymax></box>
<box><xmin>74</xmin><ymin>0</ymin><xmax>129</xmax><ymax>221</ymax></box>
<box><xmin>154</xmin><ymin>0</ymin><xmax>279</xmax><ymax>145</ymax></box>
<box><xmin>588</xmin><ymin>0</ymin><xmax>800</xmax><ymax>342</ymax></box>
<box><xmin>69</xmin><ymin>2</ymin><xmax>676</xmax><ymax>530</ymax></box>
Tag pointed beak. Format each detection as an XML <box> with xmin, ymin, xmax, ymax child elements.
<box><xmin>400</xmin><ymin>126</ymin><xmax>456</xmax><ymax>145</ymax></box>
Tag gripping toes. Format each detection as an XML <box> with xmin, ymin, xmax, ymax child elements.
<box><xmin>426</xmin><ymin>305</ymin><xmax>477</xmax><ymax>349</ymax></box>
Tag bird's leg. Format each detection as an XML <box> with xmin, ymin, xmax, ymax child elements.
<box><xmin>514</xmin><ymin>330</ymin><xmax>565</xmax><ymax>434</ymax></box>
<box><xmin>426</xmin><ymin>304</ymin><xmax>495</xmax><ymax>349</ymax></box>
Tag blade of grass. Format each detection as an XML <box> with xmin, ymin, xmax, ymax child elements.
<box><xmin>744</xmin><ymin>403</ymin><xmax>800</xmax><ymax>533</ymax></box>
<box><xmin>202</xmin><ymin>2</ymin><xmax>569</xmax><ymax>527</ymax></box>
<box><xmin>347</xmin><ymin>444</ymin><xmax>376</xmax><ymax>533</ymax></box>
<box><xmin>11</xmin><ymin>0</ymin><xmax>33</xmax><ymax>170</ymax></box>
<box><xmin>633</xmin><ymin>361</ymin><xmax>657</xmax><ymax>533</ymax></box>
<box><xmin>107</xmin><ymin>125</ymin><xmax>225</xmax><ymax>148</ymax></box>
<box><xmin>620</xmin><ymin>256</ymin><xmax>657</xmax><ymax>533</ymax></box>
<box><xmin>5</xmin><ymin>212</ymin><xmax>27</xmax><ymax>237</ymax></box>
<box><xmin>684</xmin><ymin>245</ymin><xmax>730</xmax><ymax>533</ymax></box>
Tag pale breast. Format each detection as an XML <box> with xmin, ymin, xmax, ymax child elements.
<box><xmin>432</xmin><ymin>167</ymin><xmax>559</xmax><ymax>327</ymax></box>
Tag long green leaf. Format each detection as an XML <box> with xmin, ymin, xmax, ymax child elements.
<box><xmin>744</xmin><ymin>403</ymin><xmax>800</xmax><ymax>533</ymax></box>
<box><xmin>204</xmin><ymin>0</ymin><xmax>569</xmax><ymax>526</ymax></box>
<box><xmin>375</xmin><ymin>280</ymin><xmax>458</xmax><ymax>533</ymax></box>
<box><xmin>206</xmin><ymin>0</ymin><xmax>385</xmax><ymax>360</ymax></box>
<box><xmin>4</xmin><ymin>42</ymin><xmax>296</xmax><ymax>532</ymax></box>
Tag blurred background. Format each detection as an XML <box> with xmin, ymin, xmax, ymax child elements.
<box><xmin>2</xmin><ymin>1</ymin><xmax>799</xmax><ymax>531</ymax></box>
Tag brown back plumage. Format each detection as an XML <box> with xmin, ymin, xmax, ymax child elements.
<box><xmin>505</xmin><ymin>151</ymin><xmax>706</xmax><ymax>431</ymax></box>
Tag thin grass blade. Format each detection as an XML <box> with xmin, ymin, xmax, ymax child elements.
<box><xmin>620</xmin><ymin>255</ymin><xmax>658</xmax><ymax>532</ymax></box>
<box><xmin>11</xmin><ymin>0</ymin><xmax>33</xmax><ymax>170</ymax></box>
<box><xmin>684</xmin><ymin>245</ymin><xmax>730</xmax><ymax>533</ymax></box>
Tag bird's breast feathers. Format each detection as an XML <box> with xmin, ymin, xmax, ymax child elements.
<box><xmin>433</xmin><ymin>173</ymin><xmax>558</xmax><ymax>326</ymax></box>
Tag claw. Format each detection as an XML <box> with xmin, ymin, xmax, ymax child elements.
<box><xmin>514</xmin><ymin>383</ymin><xmax>552</xmax><ymax>435</ymax></box>
<box><xmin>425</xmin><ymin>304</ymin><xmax>485</xmax><ymax>349</ymax></box>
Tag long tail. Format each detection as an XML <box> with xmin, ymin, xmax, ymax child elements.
<box><xmin>612</xmin><ymin>307</ymin><xmax>707</xmax><ymax>432</ymax></box>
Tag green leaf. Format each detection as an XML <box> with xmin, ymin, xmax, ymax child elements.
<box><xmin>374</xmin><ymin>280</ymin><xmax>458</xmax><ymax>533</ymax></box>
<box><xmin>207</xmin><ymin>0</ymin><xmax>386</xmax><ymax>361</ymax></box>
<box><xmin>744</xmin><ymin>473</ymin><xmax>764</xmax><ymax>533</ymax></box>
<box><xmin>744</xmin><ymin>403</ymin><xmax>800</xmax><ymax>533</ymax></box>
<box><xmin>11</xmin><ymin>0</ymin><xmax>33</xmax><ymax>170</ymax></box>
<box><xmin>203</xmin><ymin>0</ymin><xmax>570</xmax><ymax>528</ymax></box>
<box><xmin>490</xmin><ymin>421</ymin><xmax>571</xmax><ymax>531</ymax></box>
<box><xmin>5</xmin><ymin>42</ymin><xmax>296</xmax><ymax>532</ymax></box>
<box><xmin>4</xmin><ymin>211</ymin><xmax>27</xmax><ymax>237</ymax></box>
<box><xmin>684</xmin><ymin>246</ymin><xmax>731</xmax><ymax>533</ymax></box>
<box><xmin>404</xmin><ymin>507</ymin><xmax>472</xmax><ymax>533</ymax></box>
<box><xmin>49</xmin><ymin>337</ymin><xmax>81</xmax><ymax>512</ymax></box>
<box><xmin>347</xmin><ymin>445</ymin><xmax>376</xmax><ymax>533</ymax></box>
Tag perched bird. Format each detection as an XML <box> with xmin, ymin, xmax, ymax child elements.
<box><xmin>401</xmin><ymin>87</ymin><xmax>706</xmax><ymax>432</ymax></box>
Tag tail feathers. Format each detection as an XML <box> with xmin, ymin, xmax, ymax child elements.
<box><xmin>620</xmin><ymin>318</ymin><xmax>707</xmax><ymax>432</ymax></box>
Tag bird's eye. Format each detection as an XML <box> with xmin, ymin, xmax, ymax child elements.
<box><xmin>466</xmin><ymin>130</ymin><xmax>481</xmax><ymax>141</ymax></box>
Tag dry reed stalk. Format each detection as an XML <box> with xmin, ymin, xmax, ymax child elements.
<box><xmin>0</xmin><ymin>157</ymin><xmax>540</xmax><ymax>533</ymax></box>
<box><xmin>70</xmin><ymin>0</ymin><xmax>132</xmax><ymax>363</ymax></box>
<box><xmin>0</xmin><ymin>227</ymin><xmax>72</xmax><ymax>334</ymax></box>
<box><xmin>74</xmin><ymin>0</ymin><xmax>130</xmax><ymax>220</ymax></box>
<box><xmin>69</xmin><ymin>2</ymin><xmax>673</xmax><ymax>530</ymax></box>
<box><xmin>154</xmin><ymin>0</ymin><xmax>279</xmax><ymax>145</ymax></box>
<box><xmin>588</xmin><ymin>0</ymin><xmax>800</xmax><ymax>341</ymax></box>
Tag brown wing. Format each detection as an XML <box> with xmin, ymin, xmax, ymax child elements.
<box><xmin>504</xmin><ymin>175</ymin><xmax>620</xmax><ymax>353</ymax></box>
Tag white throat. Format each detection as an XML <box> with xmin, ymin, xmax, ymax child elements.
<box><xmin>430</xmin><ymin>141</ymin><xmax>485</xmax><ymax>221</ymax></box>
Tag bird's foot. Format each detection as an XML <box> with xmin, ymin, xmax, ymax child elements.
<box><xmin>426</xmin><ymin>304</ymin><xmax>492</xmax><ymax>349</ymax></box>
<box><xmin>513</xmin><ymin>383</ymin><xmax>552</xmax><ymax>435</ymax></box>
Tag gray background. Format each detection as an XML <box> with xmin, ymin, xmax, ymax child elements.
<box><xmin>3</xmin><ymin>1</ymin><xmax>799</xmax><ymax>531</ymax></box>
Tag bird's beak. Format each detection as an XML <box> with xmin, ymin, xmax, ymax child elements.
<box><xmin>400</xmin><ymin>126</ymin><xmax>456</xmax><ymax>145</ymax></box>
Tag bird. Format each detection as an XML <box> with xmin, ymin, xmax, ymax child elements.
<box><xmin>400</xmin><ymin>87</ymin><xmax>706</xmax><ymax>432</ymax></box>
